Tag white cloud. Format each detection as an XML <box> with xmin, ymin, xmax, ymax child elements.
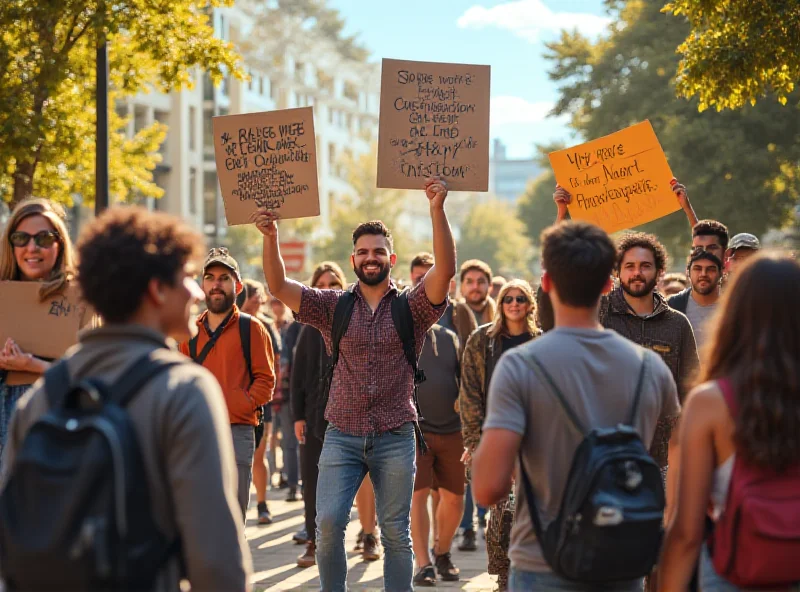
<box><xmin>458</xmin><ymin>0</ymin><xmax>611</xmax><ymax>41</ymax></box>
<box><xmin>490</xmin><ymin>96</ymin><xmax>554</xmax><ymax>126</ymax></box>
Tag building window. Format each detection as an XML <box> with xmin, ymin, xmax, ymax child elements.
<box><xmin>203</xmin><ymin>72</ymin><xmax>214</xmax><ymax>101</ymax></box>
<box><xmin>189</xmin><ymin>167</ymin><xmax>197</xmax><ymax>215</ymax></box>
<box><xmin>328</xmin><ymin>144</ymin><xmax>336</xmax><ymax>172</ymax></box>
<box><xmin>154</xmin><ymin>110</ymin><xmax>169</xmax><ymax>159</ymax></box>
<box><xmin>133</xmin><ymin>105</ymin><xmax>148</xmax><ymax>133</ymax></box>
<box><xmin>189</xmin><ymin>107</ymin><xmax>197</xmax><ymax>151</ymax></box>
<box><xmin>115</xmin><ymin>102</ymin><xmax>128</xmax><ymax>120</ymax></box>
<box><xmin>203</xmin><ymin>171</ymin><xmax>218</xmax><ymax>227</ymax></box>
<box><xmin>203</xmin><ymin>108</ymin><xmax>214</xmax><ymax>158</ymax></box>
<box><xmin>328</xmin><ymin>108</ymin><xmax>334</xmax><ymax>125</ymax></box>
<box><xmin>259</xmin><ymin>76</ymin><xmax>265</xmax><ymax>96</ymax></box>
<box><xmin>153</xmin><ymin>171</ymin><xmax>168</xmax><ymax>210</ymax></box>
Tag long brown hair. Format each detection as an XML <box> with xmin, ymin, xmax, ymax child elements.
<box><xmin>487</xmin><ymin>279</ymin><xmax>538</xmax><ymax>338</ymax></box>
<box><xmin>698</xmin><ymin>252</ymin><xmax>800</xmax><ymax>471</ymax></box>
<box><xmin>310</xmin><ymin>261</ymin><xmax>347</xmax><ymax>289</ymax></box>
<box><xmin>0</xmin><ymin>198</ymin><xmax>75</xmax><ymax>301</ymax></box>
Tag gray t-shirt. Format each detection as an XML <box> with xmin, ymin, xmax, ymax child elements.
<box><xmin>484</xmin><ymin>327</ymin><xmax>680</xmax><ymax>573</ymax></box>
<box><xmin>685</xmin><ymin>294</ymin><xmax>717</xmax><ymax>351</ymax></box>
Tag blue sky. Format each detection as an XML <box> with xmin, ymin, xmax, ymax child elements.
<box><xmin>329</xmin><ymin>0</ymin><xmax>609</xmax><ymax>159</ymax></box>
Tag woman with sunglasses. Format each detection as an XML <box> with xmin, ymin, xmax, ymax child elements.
<box><xmin>0</xmin><ymin>198</ymin><xmax>78</xmax><ymax>453</ymax></box>
<box><xmin>459</xmin><ymin>279</ymin><xmax>541</xmax><ymax>591</ymax></box>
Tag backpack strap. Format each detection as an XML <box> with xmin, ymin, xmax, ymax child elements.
<box><xmin>239</xmin><ymin>313</ymin><xmax>254</xmax><ymax>387</ymax></box>
<box><xmin>390</xmin><ymin>289</ymin><xmax>429</xmax><ymax>455</ymax></box>
<box><xmin>189</xmin><ymin>309</ymin><xmax>235</xmax><ymax>366</ymax></box>
<box><xmin>626</xmin><ymin>351</ymin><xmax>651</xmax><ymax>427</ymax></box>
<box><xmin>44</xmin><ymin>359</ymin><xmax>73</xmax><ymax>409</ymax></box>
<box><xmin>522</xmin><ymin>353</ymin><xmax>589</xmax><ymax>437</ymax></box>
<box><xmin>330</xmin><ymin>286</ymin><xmax>357</xmax><ymax>371</ymax></box>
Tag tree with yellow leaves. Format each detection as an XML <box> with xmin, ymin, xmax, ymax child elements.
<box><xmin>0</xmin><ymin>0</ymin><xmax>245</xmax><ymax>208</ymax></box>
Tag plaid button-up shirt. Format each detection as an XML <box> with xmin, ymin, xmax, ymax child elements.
<box><xmin>296</xmin><ymin>279</ymin><xmax>447</xmax><ymax>436</ymax></box>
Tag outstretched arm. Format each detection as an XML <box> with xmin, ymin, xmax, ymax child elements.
<box><xmin>671</xmin><ymin>178</ymin><xmax>698</xmax><ymax>229</ymax></box>
<box><xmin>253</xmin><ymin>210</ymin><xmax>304</xmax><ymax>313</ymax></box>
<box><xmin>423</xmin><ymin>176</ymin><xmax>456</xmax><ymax>305</ymax></box>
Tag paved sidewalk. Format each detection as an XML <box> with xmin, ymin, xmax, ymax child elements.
<box><xmin>247</xmin><ymin>488</ymin><xmax>497</xmax><ymax>591</ymax></box>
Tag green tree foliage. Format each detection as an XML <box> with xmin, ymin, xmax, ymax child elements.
<box><xmin>663</xmin><ymin>0</ymin><xmax>800</xmax><ymax>111</ymax></box>
<box><xmin>518</xmin><ymin>171</ymin><xmax>557</xmax><ymax>246</ymax></box>
<box><xmin>0</xmin><ymin>0</ymin><xmax>244</xmax><ymax>207</ymax></box>
<box><xmin>458</xmin><ymin>199</ymin><xmax>532</xmax><ymax>279</ymax></box>
<box><xmin>545</xmin><ymin>0</ymin><xmax>800</xmax><ymax>260</ymax></box>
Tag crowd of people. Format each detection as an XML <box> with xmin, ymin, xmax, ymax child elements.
<box><xmin>0</xmin><ymin>172</ymin><xmax>798</xmax><ymax>592</ymax></box>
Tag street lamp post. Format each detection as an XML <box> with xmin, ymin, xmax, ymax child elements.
<box><xmin>95</xmin><ymin>19</ymin><xmax>109</xmax><ymax>216</ymax></box>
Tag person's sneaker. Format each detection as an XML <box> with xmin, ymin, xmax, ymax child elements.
<box><xmin>286</xmin><ymin>487</ymin><xmax>301</xmax><ymax>502</ymax></box>
<box><xmin>435</xmin><ymin>552</ymin><xmax>460</xmax><ymax>581</ymax></box>
<box><xmin>413</xmin><ymin>565</ymin><xmax>436</xmax><ymax>587</ymax></box>
<box><xmin>353</xmin><ymin>529</ymin><xmax>365</xmax><ymax>551</ymax></box>
<box><xmin>297</xmin><ymin>541</ymin><xmax>316</xmax><ymax>568</ymax></box>
<box><xmin>362</xmin><ymin>533</ymin><xmax>380</xmax><ymax>561</ymax></box>
<box><xmin>458</xmin><ymin>529</ymin><xmax>477</xmax><ymax>551</ymax></box>
<box><xmin>278</xmin><ymin>475</ymin><xmax>289</xmax><ymax>489</ymax></box>
<box><xmin>293</xmin><ymin>528</ymin><xmax>308</xmax><ymax>545</ymax></box>
<box><xmin>257</xmin><ymin>502</ymin><xmax>272</xmax><ymax>525</ymax></box>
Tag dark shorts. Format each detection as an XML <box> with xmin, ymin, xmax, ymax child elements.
<box><xmin>414</xmin><ymin>431</ymin><xmax>465</xmax><ymax>495</ymax></box>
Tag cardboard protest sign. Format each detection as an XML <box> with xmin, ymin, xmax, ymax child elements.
<box><xmin>213</xmin><ymin>107</ymin><xmax>320</xmax><ymax>225</ymax></box>
<box><xmin>377</xmin><ymin>58</ymin><xmax>490</xmax><ymax>191</ymax></box>
<box><xmin>548</xmin><ymin>121</ymin><xmax>679</xmax><ymax>234</ymax></box>
<box><xmin>0</xmin><ymin>282</ymin><xmax>87</xmax><ymax>361</ymax></box>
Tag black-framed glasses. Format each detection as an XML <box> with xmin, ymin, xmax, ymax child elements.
<box><xmin>502</xmin><ymin>295</ymin><xmax>529</xmax><ymax>305</ymax></box>
<box><xmin>9</xmin><ymin>230</ymin><xmax>60</xmax><ymax>249</ymax></box>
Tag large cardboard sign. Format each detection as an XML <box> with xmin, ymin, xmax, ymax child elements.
<box><xmin>377</xmin><ymin>58</ymin><xmax>490</xmax><ymax>191</ymax></box>
<box><xmin>0</xmin><ymin>282</ymin><xmax>87</xmax><ymax>360</ymax></box>
<box><xmin>548</xmin><ymin>121</ymin><xmax>679</xmax><ymax>233</ymax></box>
<box><xmin>213</xmin><ymin>107</ymin><xmax>320</xmax><ymax>225</ymax></box>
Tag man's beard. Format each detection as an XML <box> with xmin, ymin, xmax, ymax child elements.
<box><xmin>693</xmin><ymin>278</ymin><xmax>718</xmax><ymax>296</ymax></box>
<box><xmin>466</xmin><ymin>291</ymin><xmax>487</xmax><ymax>306</ymax></box>
<box><xmin>206</xmin><ymin>290</ymin><xmax>235</xmax><ymax>314</ymax></box>
<box><xmin>353</xmin><ymin>260</ymin><xmax>391</xmax><ymax>286</ymax></box>
<box><xmin>620</xmin><ymin>276</ymin><xmax>658</xmax><ymax>298</ymax></box>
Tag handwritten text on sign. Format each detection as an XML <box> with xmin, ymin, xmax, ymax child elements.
<box><xmin>548</xmin><ymin>121</ymin><xmax>679</xmax><ymax>233</ymax></box>
<box><xmin>213</xmin><ymin>107</ymin><xmax>320</xmax><ymax>226</ymax></box>
<box><xmin>377</xmin><ymin>58</ymin><xmax>490</xmax><ymax>191</ymax></box>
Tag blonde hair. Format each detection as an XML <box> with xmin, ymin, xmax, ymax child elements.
<box><xmin>487</xmin><ymin>279</ymin><xmax>538</xmax><ymax>338</ymax></box>
<box><xmin>0</xmin><ymin>198</ymin><xmax>75</xmax><ymax>301</ymax></box>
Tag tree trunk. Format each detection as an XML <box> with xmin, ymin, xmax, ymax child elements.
<box><xmin>11</xmin><ymin>161</ymin><xmax>36</xmax><ymax>210</ymax></box>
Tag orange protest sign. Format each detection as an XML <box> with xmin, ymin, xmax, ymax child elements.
<box><xmin>212</xmin><ymin>107</ymin><xmax>320</xmax><ymax>226</ymax></box>
<box><xmin>548</xmin><ymin>121</ymin><xmax>679</xmax><ymax>234</ymax></box>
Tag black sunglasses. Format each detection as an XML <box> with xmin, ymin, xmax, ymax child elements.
<box><xmin>502</xmin><ymin>295</ymin><xmax>529</xmax><ymax>305</ymax></box>
<box><xmin>9</xmin><ymin>230</ymin><xmax>60</xmax><ymax>249</ymax></box>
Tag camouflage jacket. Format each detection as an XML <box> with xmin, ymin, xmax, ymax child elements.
<box><xmin>459</xmin><ymin>324</ymin><xmax>541</xmax><ymax>452</ymax></box>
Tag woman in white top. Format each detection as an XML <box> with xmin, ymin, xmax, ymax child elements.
<box><xmin>659</xmin><ymin>252</ymin><xmax>800</xmax><ymax>591</ymax></box>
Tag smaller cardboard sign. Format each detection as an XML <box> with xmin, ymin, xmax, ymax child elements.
<box><xmin>213</xmin><ymin>107</ymin><xmax>320</xmax><ymax>225</ymax></box>
<box><xmin>0</xmin><ymin>282</ymin><xmax>88</xmax><ymax>360</ymax></box>
<box><xmin>377</xmin><ymin>58</ymin><xmax>491</xmax><ymax>191</ymax></box>
<box><xmin>548</xmin><ymin>121</ymin><xmax>679</xmax><ymax>234</ymax></box>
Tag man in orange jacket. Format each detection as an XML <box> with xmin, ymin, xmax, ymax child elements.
<box><xmin>179</xmin><ymin>248</ymin><xmax>276</xmax><ymax>521</ymax></box>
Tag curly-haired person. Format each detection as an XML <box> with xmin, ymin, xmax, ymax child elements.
<box><xmin>0</xmin><ymin>207</ymin><xmax>252</xmax><ymax>591</ymax></box>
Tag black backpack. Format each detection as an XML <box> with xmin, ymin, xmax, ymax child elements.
<box><xmin>0</xmin><ymin>351</ymin><xmax>183</xmax><ymax>591</ymax></box>
<box><xmin>518</xmin><ymin>351</ymin><xmax>665</xmax><ymax>583</ymax></box>
<box><xmin>320</xmin><ymin>287</ymin><xmax>429</xmax><ymax>453</ymax></box>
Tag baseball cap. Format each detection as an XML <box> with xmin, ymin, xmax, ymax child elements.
<box><xmin>203</xmin><ymin>247</ymin><xmax>241</xmax><ymax>280</ymax></box>
<box><xmin>728</xmin><ymin>233</ymin><xmax>761</xmax><ymax>253</ymax></box>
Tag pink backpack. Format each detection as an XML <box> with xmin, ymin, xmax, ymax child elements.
<box><xmin>708</xmin><ymin>378</ymin><xmax>800</xmax><ymax>588</ymax></box>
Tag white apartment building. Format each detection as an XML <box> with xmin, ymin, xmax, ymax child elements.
<box><xmin>116</xmin><ymin>5</ymin><xmax>380</xmax><ymax>241</ymax></box>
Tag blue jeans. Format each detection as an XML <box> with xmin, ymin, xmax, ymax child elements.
<box><xmin>460</xmin><ymin>481</ymin><xmax>487</xmax><ymax>531</ymax></box>
<box><xmin>278</xmin><ymin>404</ymin><xmax>299</xmax><ymax>487</ymax></box>
<box><xmin>0</xmin><ymin>382</ymin><xmax>29</xmax><ymax>459</ymax></box>
<box><xmin>509</xmin><ymin>567</ymin><xmax>642</xmax><ymax>591</ymax></box>
<box><xmin>316</xmin><ymin>422</ymin><xmax>416</xmax><ymax>592</ymax></box>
